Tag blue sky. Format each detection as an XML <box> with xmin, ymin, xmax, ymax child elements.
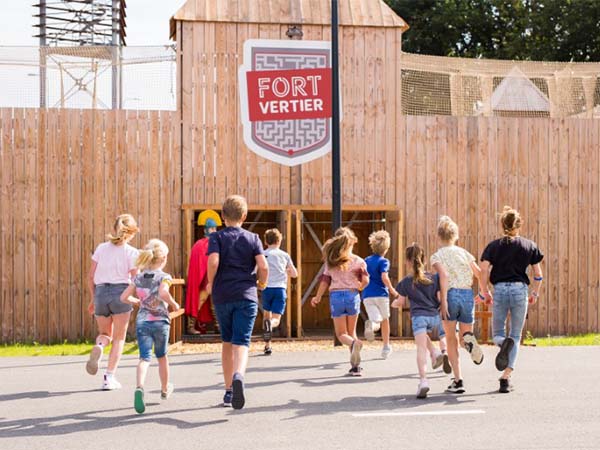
<box><xmin>1</xmin><ymin>0</ymin><xmax>186</xmax><ymax>45</ymax></box>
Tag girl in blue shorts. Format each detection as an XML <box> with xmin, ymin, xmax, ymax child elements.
<box><xmin>311</xmin><ymin>227</ymin><xmax>369</xmax><ymax>376</ymax></box>
<box><xmin>392</xmin><ymin>243</ymin><xmax>446</xmax><ymax>399</ymax></box>
<box><xmin>120</xmin><ymin>239</ymin><xmax>180</xmax><ymax>414</ymax></box>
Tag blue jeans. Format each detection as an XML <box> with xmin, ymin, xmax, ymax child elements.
<box><xmin>492</xmin><ymin>282</ymin><xmax>528</xmax><ymax>369</ymax></box>
<box><xmin>329</xmin><ymin>290</ymin><xmax>361</xmax><ymax>318</ymax></box>
<box><xmin>136</xmin><ymin>320</ymin><xmax>170</xmax><ymax>361</ymax></box>
<box><xmin>447</xmin><ymin>288</ymin><xmax>475</xmax><ymax>324</ymax></box>
<box><xmin>214</xmin><ymin>300</ymin><xmax>258</xmax><ymax>347</ymax></box>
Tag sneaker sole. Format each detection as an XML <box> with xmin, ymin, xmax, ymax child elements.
<box><xmin>442</xmin><ymin>354</ymin><xmax>452</xmax><ymax>374</ymax></box>
<box><xmin>364</xmin><ymin>321</ymin><xmax>375</xmax><ymax>342</ymax></box>
<box><xmin>446</xmin><ymin>387</ymin><xmax>466</xmax><ymax>394</ymax></box>
<box><xmin>232</xmin><ymin>378</ymin><xmax>245</xmax><ymax>410</ymax></box>
<box><xmin>416</xmin><ymin>386</ymin><xmax>430</xmax><ymax>399</ymax></box>
<box><xmin>134</xmin><ymin>389</ymin><xmax>145</xmax><ymax>414</ymax></box>
<box><xmin>463</xmin><ymin>334</ymin><xmax>484</xmax><ymax>365</ymax></box>
<box><xmin>86</xmin><ymin>346</ymin><xmax>102</xmax><ymax>375</ymax></box>
<box><xmin>432</xmin><ymin>354</ymin><xmax>444</xmax><ymax>370</ymax></box>
<box><xmin>495</xmin><ymin>338</ymin><xmax>514</xmax><ymax>371</ymax></box>
<box><xmin>350</xmin><ymin>341</ymin><xmax>363</xmax><ymax>367</ymax></box>
<box><xmin>161</xmin><ymin>385</ymin><xmax>174</xmax><ymax>400</ymax></box>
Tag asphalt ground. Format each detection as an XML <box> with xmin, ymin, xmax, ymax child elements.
<box><xmin>1</xmin><ymin>343</ymin><xmax>599</xmax><ymax>450</ymax></box>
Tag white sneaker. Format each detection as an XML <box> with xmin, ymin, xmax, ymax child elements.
<box><xmin>417</xmin><ymin>379</ymin><xmax>430</xmax><ymax>399</ymax></box>
<box><xmin>350</xmin><ymin>340</ymin><xmax>363</xmax><ymax>367</ymax></box>
<box><xmin>102</xmin><ymin>374</ymin><xmax>122</xmax><ymax>391</ymax></box>
<box><xmin>161</xmin><ymin>383</ymin><xmax>174</xmax><ymax>400</ymax></box>
<box><xmin>86</xmin><ymin>345</ymin><xmax>103</xmax><ymax>375</ymax></box>
<box><xmin>463</xmin><ymin>332</ymin><xmax>484</xmax><ymax>365</ymax></box>
<box><xmin>431</xmin><ymin>351</ymin><xmax>444</xmax><ymax>370</ymax></box>
<box><xmin>364</xmin><ymin>320</ymin><xmax>375</xmax><ymax>342</ymax></box>
<box><xmin>381</xmin><ymin>344</ymin><xmax>393</xmax><ymax>359</ymax></box>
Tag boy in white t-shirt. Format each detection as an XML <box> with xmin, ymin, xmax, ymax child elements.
<box><xmin>261</xmin><ymin>229</ymin><xmax>297</xmax><ymax>355</ymax></box>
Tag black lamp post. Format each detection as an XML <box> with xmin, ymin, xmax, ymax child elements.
<box><xmin>331</xmin><ymin>0</ymin><xmax>341</xmax><ymax>233</ymax></box>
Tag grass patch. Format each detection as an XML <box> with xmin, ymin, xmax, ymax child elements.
<box><xmin>524</xmin><ymin>333</ymin><xmax>600</xmax><ymax>347</ymax></box>
<box><xmin>0</xmin><ymin>341</ymin><xmax>139</xmax><ymax>357</ymax></box>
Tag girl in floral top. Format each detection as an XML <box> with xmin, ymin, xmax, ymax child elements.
<box><xmin>430</xmin><ymin>216</ymin><xmax>486</xmax><ymax>395</ymax></box>
<box><xmin>311</xmin><ymin>227</ymin><xmax>369</xmax><ymax>376</ymax></box>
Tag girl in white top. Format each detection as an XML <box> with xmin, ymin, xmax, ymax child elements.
<box><xmin>430</xmin><ymin>216</ymin><xmax>486</xmax><ymax>394</ymax></box>
<box><xmin>86</xmin><ymin>214</ymin><xmax>140</xmax><ymax>390</ymax></box>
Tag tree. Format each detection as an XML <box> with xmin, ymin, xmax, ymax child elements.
<box><xmin>386</xmin><ymin>0</ymin><xmax>600</xmax><ymax>62</ymax></box>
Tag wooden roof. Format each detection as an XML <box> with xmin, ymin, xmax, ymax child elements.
<box><xmin>170</xmin><ymin>0</ymin><xmax>409</xmax><ymax>37</ymax></box>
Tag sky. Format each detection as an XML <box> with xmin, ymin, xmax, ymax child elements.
<box><xmin>0</xmin><ymin>0</ymin><xmax>187</xmax><ymax>45</ymax></box>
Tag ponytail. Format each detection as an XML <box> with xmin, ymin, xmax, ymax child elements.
<box><xmin>136</xmin><ymin>239</ymin><xmax>169</xmax><ymax>271</ymax></box>
<box><xmin>406</xmin><ymin>243</ymin><xmax>432</xmax><ymax>286</ymax></box>
<box><xmin>108</xmin><ymin>214</ymin><xmax>139</xmax><ymax>245</ymax></box>
<box><xmin>500</xmin><ymin>206</ymin><xmax>522</xmax><ymax>239</ymax></box>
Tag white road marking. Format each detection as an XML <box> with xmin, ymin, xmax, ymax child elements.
<box><xmin>352</xmin><ymin>409</ymin><xmax>486</xmax><ymax>418</ymax></box>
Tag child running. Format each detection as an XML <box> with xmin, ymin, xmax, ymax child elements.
<box><xmin>120</xmin><ymin>239</ymin><xmax>179</xmax><ymax>414</ymax></box>
<box><xmin>207</xmin><ymin>195</ymin><xmax>268</xmax><ymax>409</ymax></box>
<box><xmin>86</xmin><ymin>214</ymin><xmax>139</xmax><ymax>390</ymax></box>
<box><xmin>392</xmin><ymin>243</ymin><xmax>446</xmax><ymax>399</ymax></box>
<box><xmin>311</xmin><ymin>227</ymin><xmax>369</xmax><ymax>376</ymax></box>
<box><xmin>362</xmin><ymin>230</ymin><xmax>398</xmax><ymax>359</ymax></box>
<box><xmin>431</xmin><ymin>216</ymin><xmax>485</xmax><ymax>394</ymax></box>
<box><xmin>262</xmin><ymin>228</ymin><xmax>298</xmax><ymax>355</ymax></box>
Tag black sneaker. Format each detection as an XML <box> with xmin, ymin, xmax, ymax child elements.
<box><xmin>231</xmin><ymin>373</ymin><xmax>245</xmax><ymax>410</ymax></box>
<box><xmin>263</xmin><ymin>319</ymin><xmax>272</xmax><ymax>342</ymax></box>
<box><xmin>442</xmin><ymin>352</ymin><xmax>452</xmax><ymax>374</ymax></box>
<box><xmin>495</xmin><ymin>337</ymin><xmax>515</xmax><ymax>371</ymax></box>
<box><xmin>264</xmin><ymin>345</ymin><xmax>272</xmax><ymax>355</ymax></box>
<box><xmin>348</xmin><ymin>366</ymin><xmax>363</xmax><ymax>377</ymax></box>
<box><xmin>446</xmin><ymin>378</ymin><xmax>465</xmax><ymax>394</ymax></box>
<box><xmin>499</xmin><ymin>378</ymin><xmax>513</xmax><ymax>393</ymax></box>
<box><xmin>223</xmin><ymin>389</ymin><xmax>233</xmax><ymax>407</ymax></box>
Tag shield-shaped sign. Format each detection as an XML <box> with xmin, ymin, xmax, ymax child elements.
<box><xmin>239</xmin><ymin>39</ymin><xmax>341</xmax><ymax>166</ymax></box>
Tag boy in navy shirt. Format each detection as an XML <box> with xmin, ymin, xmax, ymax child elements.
<box><xmin>207</xmin><ymin>195</ymin><xmax>268</xmax><ymax>409</ymax></box>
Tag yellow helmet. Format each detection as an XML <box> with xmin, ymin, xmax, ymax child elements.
<box><xmin>197</xmin><ymin>209</ymin><xmax>222</xmax><ymax>227</ymax></box>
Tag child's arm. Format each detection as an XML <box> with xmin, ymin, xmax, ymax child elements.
<box><xmin>255</xmin><ymin>254</ymin><xmax>269</xmax><ymax>289</ymax></box>
<box><xmin>206</xmin><ymin>253</ymin><xmax>219</xmax><ymax>294</ymax></box>
<box><xmin>391</xmin><ymin>295</ymin><xmax>406</xmax><ymax>309</ymax></box>
<box><xmin>159</xmin><ymin>280</ymin><xmax>179</xmax><ymax>310</ymax></box>
<box><xmin>120</xmin><ymin>283</ymin><xmax>140</xmax><ymax>305</ymax></box>
<box><xmin>432</xmin><ymin>262</ymin><xmax>449</xmax><ymax>320</ymax></box>
<box><xmin>310</xmin><ymin>278</ymin><xmax>329</xmax><ymax>307</ymax></box>
<box><xmin>529</xmin><ymin>263</ymin><xmax>543</xmax><ymax>304</ymax></box>
<box><xmin>87</xmin><ymin>261</ymin><xmax>97</xmax><ymax>315</ymax></box>
<box><xmin>381</xmin><ymin>272</ymin><xmax>399</xmax><ymax>298</ymax></box>
<box><xmin>479</xmin><ymin>260</ymin><xmax>493</xmax><ymax>304</ymax></box>
<box><xmin>286</xmin><ymin>260</ymin><xmax>298</xmax><ymax>279</ymax></box>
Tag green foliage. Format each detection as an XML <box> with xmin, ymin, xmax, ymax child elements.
<box><xmin>524</xmin><ymin>333</ymin><xmax>600</xmax><ymax>346</ymax></box>
<box><xmin>386</xmin><ymin>0</ymin><xmax>600</xmax><ymax>61</ymax></box>
<box><xmin>0</xmin><ymin>341</ymin><xmax>139</xmax><ymax>357</ymax></box>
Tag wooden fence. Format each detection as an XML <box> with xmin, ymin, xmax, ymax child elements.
<box><xmin>0</xmin><ymin>108</ymin><xmax>181</xmax><ymax>344</ymax></box>
<box><xmin>1</xmin><ymin>107</ymin><xmax>599</xmax><ymax>342</ymax></box>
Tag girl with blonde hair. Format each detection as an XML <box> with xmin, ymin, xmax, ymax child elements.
<box><xmin>431</xmin><ymin>216</ymin><xmax>486</xmax><ymax>395</ymax></box>
<box><xmin>87</xmin><ymin>214</ymin><xmax>140</xmax><ymax>390</ymax></box>
<box><xmin>311</xmin><ymin>227</ymin><xmax>369</xmax><ymax>376</ymax></box>
<box><xmin>120</xmin><ymin>239</ymin><xmax>180</xmax><ymax>413</ymax></box>
<box><xmin>480</xmin><ymin>207</ymin><xmax>543</xmax><ymax>393</ymax></box>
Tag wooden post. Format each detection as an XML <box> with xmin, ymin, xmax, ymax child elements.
<box><xmin>286</xmin><ymin>208</ymin><xmax>293</xmax><ymax>338</ymax></box>
<box><xmin>295</xmin><ymin>209</ymin><xmax>303</xmax><ymax>338</ymax></box>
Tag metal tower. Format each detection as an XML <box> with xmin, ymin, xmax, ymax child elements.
<box><xmin>33</xmin><ymin>0</ymin><xmax>127</xmax><ymax>108</ymax></box>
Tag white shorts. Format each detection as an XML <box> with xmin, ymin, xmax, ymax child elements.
<box><xmin>363</xmin><ymin>297</ymin><xmax>390</xmax><ymax>322</ymax></box>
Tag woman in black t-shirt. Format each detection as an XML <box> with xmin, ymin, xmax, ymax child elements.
<box><xmin>480</xmin><ymin>207</ymin><xmax>544</xmax><ymax>394</ymax></box>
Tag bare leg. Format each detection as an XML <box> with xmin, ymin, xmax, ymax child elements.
<box><xmin>381</xmin><ymin>318</ymin><xmax>390</xmax><ymax>346</ymax></box>
<box><xmin>232</xmin><ymin>344</ymin><xmax>250</xmax><ymax>375</ymax></box>
<box><xmin>443</xmin><ymin>320</ymin><xmax>461</xmax><ymax>380</ymax></box>
<box><xmin>332</xmin><ymin>317</ymin><xmax>354</xmax><ymax>346</ymax></box>
<box><xmin>438</xmin><ymin>335</ymin><xmax>448</xmax><ymax>353</ymax></box>
<box><xmin>95</xmin><ymin>316</ymin><xmax>114</xmax><ymax>346</ymax></box>
<box><xmin>271</xmin><ymin>313</ymin><xmax>282</xmax><ymax>328</ymax></box>
<box><xmin>346</xmin><ymin>314</ymin><xmax>359</xmax><ymax>341</ymax></box>
<box><xmin>106</xmin><ymin>312</ymin><xmax>131</xmax><ymax>374</ymax></box>
<box><xmin>157</xmin><ymin>356</ymin><xmax>169</xmax><ymax>392</ymax></box>
<box><xmin>415</xmin><ymin>333</ymin><xmax>429</xmax><ymax>379</ymax></box>
<box><xmin>136</xmin><ymin>360</ymin><xmax>150</xmax><ymax>388</ymax></box>
<box><xmin>222</xmin><ymin>342</ymin><xmax>233</xmax><ymax>389</ymax></box>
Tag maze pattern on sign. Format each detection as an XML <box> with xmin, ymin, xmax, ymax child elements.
<box><xmin>252</xmin><ymin>49</ymin><xmax>329</xmax><ymax>155</ymax></box>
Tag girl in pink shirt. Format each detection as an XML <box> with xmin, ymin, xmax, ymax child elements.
<box><xmin>311</xmin><ymin>227</ymin><xmax>369</xmax><ymax>376</ymax></box>
<box><xmin>86</xmin><ymin>214</ymin><xmax>139</xmax><ymax>390</ymax></box>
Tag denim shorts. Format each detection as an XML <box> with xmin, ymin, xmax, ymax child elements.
<box><xmin>136</xmin><ymin>320</ymin><xmax>170</xmax><ymax>361</ymax></box>
<box><xmin>214</xmin><ymin>300</ymin><xmax>258</xmax><ymax>347</ymax></box>
<box><xmin>329</xmin><ymin>290</ymin><xmax>361</xmax><ymax>318</ymax></box>
<box><xmin>94</xmin><ymin>283</ymin><xmax>132</xmax><ymax>317</ymax></box>
<box><xmin>446</xmin><ymin>288</ymin><xmax>475</xmax><ymax>324</ymax></box>
<box><xmin>412</xmin><ymin>314</ymin><xmax>444</xmax><ymax>336</ymax></box>
<box><xmin>262</xmin><ymin>288</ymin><xmax>287</xmax><ymax>315</ymax></box>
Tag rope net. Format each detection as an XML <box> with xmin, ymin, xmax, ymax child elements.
<box><xmin>0</xmin><ymin>46</ymin><xmax>176</xmax><ymax>110</ymax></box>
<box><xmin>400</xmin><ymin>52</ymin><xmax>600</xmax><ymax>118</ymax></box>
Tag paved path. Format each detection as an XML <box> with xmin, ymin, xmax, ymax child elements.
<box><xmin>1</xmin><ymin>344</ymin><xmax>599</xmax><ymax>450</ymax></box>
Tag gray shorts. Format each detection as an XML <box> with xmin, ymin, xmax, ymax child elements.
<box><xmin>94</xmin><ymin>283</ymin><xmax>132</xmax><ymax>317</ymax></box>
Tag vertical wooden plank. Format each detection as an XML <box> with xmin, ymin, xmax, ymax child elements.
<box><xmin>405</xmin><ymin>115</ymin><xmax>418</xmax><ymax>244</ymax></box>
<box><xmin>81</xmin><ymin>109</ymin><xmax>95</xmax><ymax>340</ymax></box>
<box><xmin>295</xmin><ymin>210</ymin><xmax>302</xmax><ymax>337</ymax></box>
<box><xmin>567</xmin><ymin>119</ymin><xmax>578</xmax><ymax>335</ymax></box>
<box><xmin>181</xmin><ymin>21</ymin><xmax>194</xmax><ymax>205</ymax></box>
<box><xmin>286</xmin><ymin>209</ymin><xmax>293</xmax><ymax>338</ymax></box>
<box><xmin>384</xmin><ymin>28</ymin><xmax>397</xmax><ymax>206</ymax></box>
<box><xmin>527</xmin><ymin>119</ymin><xmax>540</xmax><ymax>335</ymax></box>
<box><xmin>446</xmin><ymin>117</ymin><xmax>458</xmax><ymax>221</ymax></box>
<box><xmin>466</xmin><ymin>117</ymin><xmax>478</xmax><ymax>260</ymax></box>
<box><xmin>204</xmin><ymin>22</ymin><xmax>217</xmax><ymax>205</ymax></box>
<box><xmin>425</xmin><ymin>116</ymin><xmax>437</xmax><ymax>254</ymax></box>
<box><xmin>149</xmin><ymin>111</ymin><xmax>161</xmax><ymax>239</ymax></box>
<box><xmin>578</xmin><ymin>120</ymin><xmax>589</xmax><ymax>333</ymax></box>
<box><xmin>557</xmin><ymin>118</ymin><xmax>569</xmax><ymax>334</ymax></box>
<box><xmin>12</xmin><ymin>109</ymin><xmax>26</xmax><ymax>342</ymax></box>
<box><xmin>138</xmin><ymin>110</ymin><xmax>150</xmax><ymax>246</ymax></box>
<box><xmin>46</xmin><ymin>109</ymin><xmax>60</xmax><ymax>342</ymax></box>
<box><xmin>363</xmin><ymin>27</ymin><xmax>377</xmax><ymax>206</ymax></box>
<box><xmin>591</xmin><ymin>120</ymin><xmax>600</xmax><ymax>333</ymax></box>
<box><xmin>456</xmin><ymin>117</ymin><xmax>468</xmax><ymax>247</ymax></box>
<box><xmin>24</xmin><ymin>109</ymin><xmax>38</xmax><ymax>341</ymax></box>
<box><xmin>536</xmin><ymin>119</ymin><xmax>549</xmax><ymax>336</ymax></box>
<box><xmin>69</xmin><ymin>109</ymin><xmax>83</xmax><ymax>340</ymax></box>
<box><xmin>353</xmin><ymin>26</ymin><xmax>366</xmax><ymax>204</ymax></box>
<box><xmin>1</xmin><ymin>109</ymin><xmax>15</xmax><ymax>342</ymax></box>
<box><xmin>548</xmin><ymin>118</ymin><xmax>560</xmax><ymax>335</ymax></box>
<box><xmin>57</xmin><ymin>109</ymin><xmax>71</xmax><ymax>340</ymax></box>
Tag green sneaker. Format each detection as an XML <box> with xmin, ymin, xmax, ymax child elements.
<box><xmin>134</xmin><ymin>387</ymin><xmax>145</xmax><ymax>414</ymax></box>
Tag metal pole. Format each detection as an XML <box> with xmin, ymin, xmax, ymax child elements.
<box><xmin>331</xmin><ymin>0</ymin><xmax>341</xmax><ymax>233</ymax></box>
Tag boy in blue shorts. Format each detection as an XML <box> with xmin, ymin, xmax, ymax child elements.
<box><xmin>262</xmin><ymin>228</ymin><xmax>298</xmax><ymax>355</ymax></box>
<box><xmin>207</xmin><ymin>195</ymin><xmax>269</xmax><ymax>410</ymax></box>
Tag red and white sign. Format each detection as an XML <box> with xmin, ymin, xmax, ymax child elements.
<box><xmin>239</xmin><ymin>39</ymin><xmax>341</xmax><ymax>167</ymax></box>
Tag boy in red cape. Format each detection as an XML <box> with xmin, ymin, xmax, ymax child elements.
<box><xmin>185</xmin><ymin>210</ymin><xmax>221</xmax><ymax>335</ymax></box>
